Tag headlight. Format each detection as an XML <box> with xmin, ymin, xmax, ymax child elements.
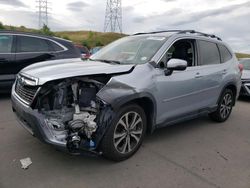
<box><xmin>18</xmin><ymin>73</ymin><xmax>39</xmax><ymax>86</ymax></box>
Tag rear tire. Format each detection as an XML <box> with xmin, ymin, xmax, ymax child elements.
<box><xmin>209</xmin><ymin>89</ymin><xmax>234</xmax><ymax>122</ymax></box>
<box><xmin>100</xmin><ymin>104</ymin><xmax>146</xmax><ymax>161</ymax></box>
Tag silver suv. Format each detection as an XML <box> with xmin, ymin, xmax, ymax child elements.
<box><xmin>11</xmin><ymin>30</ymin><xmax>242</xmax><ymax>161</ymax></box>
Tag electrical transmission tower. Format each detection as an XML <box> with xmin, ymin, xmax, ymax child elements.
<box><xmin>104</xmin><ymin>0</ymin><xmax>122</xmax><ymax>33</ymax></box>
<box><xmin>36</xmin><ymin>0</ymin><xmax>50</xmax><ymax>29</ymax></box>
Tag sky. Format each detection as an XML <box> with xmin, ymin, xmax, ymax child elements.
<box><xmin>0</xmin><ymin>0</ymin><xmax>249</xmax><ymax>53</ymax></box>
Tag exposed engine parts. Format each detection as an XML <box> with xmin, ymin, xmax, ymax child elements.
<box><xmin>70</xmin><ymin>112</ymin><xmax>97</xmax><ymax>138</ymax></box>
<box><xmin>34</xmin><ymin>76</ymin><xmax>108</xmax><ymax>153</ymax></box>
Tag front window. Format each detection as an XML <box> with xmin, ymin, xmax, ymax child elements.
<box><xmin>91</xmin><ymin>35</ymin><xmax>168</xmax><ymax>64</ymax></box>
<box><xmin>159</xmin><ymin>39</ymin><xmax>196</xmax><ymax>67</ymax></box>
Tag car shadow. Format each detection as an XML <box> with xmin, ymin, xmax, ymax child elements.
<box><xmin>145</xmin><ymin>115</ymin><xmax>214</xmax><ymax>144</ymax></box>
<box><xmin>34</xmin><ymin>143</ymin><xmax>116</xmax><ymax>166</ymax></box>
<box><xmin>238</xmin><ymin>96</ymin><xmax>250</xmax><ymax>102</ymax></box>
<box><xmin>0</xmin><ymin>93</ymin><xmax>11</xmax><ymax>100</ymax></box>
<box><xmin>25</xmin><ymin>115</ymin><xmax>214</xmax><ymax>166</ymax></box>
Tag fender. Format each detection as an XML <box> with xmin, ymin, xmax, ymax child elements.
<box><xmin>97</xmin><ymin>85</ymin><xmax>157</xmax><ymax>132</ymax></box>
<box><xmin>217</xmin><ymin>81</ymin><xmax>237</xmax><ymax>105</ymax></box>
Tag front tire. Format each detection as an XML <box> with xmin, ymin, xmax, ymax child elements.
<box><xmin>209</xmin><ymin>89</ymin><xmax>234</xmax><ymax>122</ymax></box>
<box><xmin>100</xmin><ymin>104</ymin><xmax>146</xmax><ymax>161</ymax></box>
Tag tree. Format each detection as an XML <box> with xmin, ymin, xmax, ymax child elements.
<box><xmin>9</xmin><ymin>25</ymin><xmax>15</xmax><ymax>31</ymax></box>
<box><xmin>85</xmin><ymin>31</ymin><xmax>100</xmax><ymax>48</ymax></box>
<box><xmin>95</xmin><ymin>41</ymin><xmax>103</xmax><ymax>46</ymax></box>
<box><xmin>0</xmin><ymin>22</ymin><xmax>5</xmax><ymax>30</ymax></box>
<box><xmin>87</xmin><ymin>31</ymin><xmax>94</xmax><ymax>40</ymax></box>
<box><xmin>40</xmin><ymin>24</ymin><xmax>54</xmax><ymax>36</ymax></box>
<box><xmin>82</xmin><ymin>40</ymin><xmax>90</xmax><ymax>49</ymax></box>
<box><xmin>62</xmin><ymin>36</ymin><xmax>70</xmax><ymax>40</ymax></box>
<box><xmin>20</xmin><ymin>25</ymin><xmax>26</xmax><ymax>31</ymax></box>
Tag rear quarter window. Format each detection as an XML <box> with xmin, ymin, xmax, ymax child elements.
<box><xmin>218</xmin><ymin>44</ymin><xmax>232</xmax><ymax>63</ymax></box>
<box><xmin>199</xmin><ymin>40</ymin><xmax>220</xmax><ymax>65</ymax></box>
<box><xmin>49</xmin><ymin>40</ymin><xmax>65</xmax><ymax>52</ymax></box>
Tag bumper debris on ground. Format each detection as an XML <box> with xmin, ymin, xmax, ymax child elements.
<box><xmin>20</xmin><ymin>157</ymin><xmax>32</xmax><ymax>169</ymax></box>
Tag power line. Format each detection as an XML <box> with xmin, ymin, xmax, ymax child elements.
<box><xmin>36</xmin><ymin>0</ymin><xmax>51</xmax><ymax>29</ymax></box>
<box><xmin>104</xmin><ymin>0</ymin><xmax>122</xmax><ymax>33</ymax></box>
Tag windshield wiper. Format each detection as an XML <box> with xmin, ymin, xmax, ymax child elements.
<box><xmin>90</xmin><ymin>58</ymin><xmax>121</xmax><ymax>65</ymax></box>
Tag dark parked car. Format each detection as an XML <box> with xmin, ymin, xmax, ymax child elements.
<box><xmin>0</xmin><ymin>30</ymin><xmax>80</xmax><ymax>92</ymax></box>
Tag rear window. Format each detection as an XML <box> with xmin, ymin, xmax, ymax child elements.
<box><xmin>49</xmin><ymin>41</ymin><xmax>64</xmax><ymax>51</ymax></box>
<box><xmin>0</xmin><ymin>35</ymin><xmax>13</xmax><ymax>53</ymax></box>
<box><xmin>218</xmin><ymin>45</ymin><xmax>232</xmax><ymax>63</ymax></box>
<box><xmin>18</xmin><ymin>36</ymin><xmax>50</xmax><ymax>52</ymax></box>
<box><xmin>199</xmin><ymin>40</ymin><xmax>220</xmax><ymax>65</ymax></box>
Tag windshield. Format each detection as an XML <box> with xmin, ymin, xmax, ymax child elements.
<box><xmin>240</xmin><ymin>59</ymin><xmax>250</xmax><ymax>70</ymax></box>
<box><xmin>90</xmin><ymin>35</ymin><xmax>168</xmax><ymax>64</ymax></box>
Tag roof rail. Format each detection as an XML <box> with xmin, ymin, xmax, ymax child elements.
<box><xmin>133</xmin><ymin>30</ymin><xmax>194</xmax><ymax>35</ymax></box>
<box><xmin>133</xmin><ymin>29</ymin><xmax>222</xmax><ymax>41</ymax></box>
<box><xmin>179</xmin><ymin>30</ymin><xmax>222</xmax><ymax>41</ymax></box>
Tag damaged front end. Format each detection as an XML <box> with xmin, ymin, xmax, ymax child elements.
<box><xmin>19</xmin><ymin>75</ymin><xmax>114</xmax><ymax>154</ymax></box>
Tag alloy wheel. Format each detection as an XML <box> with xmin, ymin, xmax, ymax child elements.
<box><xmin>220</xmin><ymin>93</ymin><xmax>233</xmax><ymax>119</ymax></box>
<box><xmin>113</xmin><ymin>111</ymin><xmax>143</xmax><ymax>154</ymax></box>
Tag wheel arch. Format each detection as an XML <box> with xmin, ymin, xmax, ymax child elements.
<box><xmin>111</xmin><ymin>93</ymin><xmax>157</xmax><ymax>134</ymax></box>
<box><xmin>218</xmin><ymin>83</ymin><xmax>237</xmax><ymax>106</ymax></box>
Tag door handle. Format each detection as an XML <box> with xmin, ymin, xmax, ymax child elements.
<box><xmin>195</xmin><ymin>73</ymin><xmax>203</xmax><ymax>78</ymax></box>
<box><xmin>0</xmin><ymin>58</ymin><xmax>8</xmax><ymax>62</ymax></box>
<box><xmin>222</xmin><ymin>69</ymin><xmax>227</xmax><ymax>75</ymax></box>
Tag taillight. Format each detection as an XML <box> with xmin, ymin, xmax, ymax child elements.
<box><xmin>238</xmin><ymin>64</ymin><xmax>243</xmax><ymax>73</ymax></box>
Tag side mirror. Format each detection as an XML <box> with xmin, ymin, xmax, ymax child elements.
<box><xmin>164</xmin><ymin>59</ymin><xmax>187</xmax><ymax>76</ymax></box>
<box><xmin>167</xmin><ymin>58</ymin><xmax>187</xmax><ymax>71</ymax></box>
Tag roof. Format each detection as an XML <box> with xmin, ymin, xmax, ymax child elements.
<box><xmin>0</xmin><ymin>30</ymin><xmax>71</xmax><ymax>42</ymax></box>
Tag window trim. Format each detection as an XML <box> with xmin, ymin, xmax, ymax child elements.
<box><xmin>0</xmin><ymin>34</ymin><xmax>67</xmax><ymax>54</ymax></box>
<box><xmin>217</xmin><ymin>44</ymin><xmax>223</xmax><ymax>64</ymax></box>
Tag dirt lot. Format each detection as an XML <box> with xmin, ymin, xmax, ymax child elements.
<box><xmin>0</xmin><ymin>95</ymin><xmax>250</xmax><ymax>188</ymax></box>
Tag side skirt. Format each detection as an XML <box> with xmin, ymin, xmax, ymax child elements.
<box><xmin>155</xmin><ymin>106</ymin><xmax>217</xmax><ymax>129</ymax></box>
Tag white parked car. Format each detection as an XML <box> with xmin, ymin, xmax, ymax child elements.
<box><xmin>239</xmin><ymin>58</ymin><xmax>250</xmax><ymax>96</ymax></box>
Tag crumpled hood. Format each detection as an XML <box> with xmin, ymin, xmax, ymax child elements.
<box><xmin>241</xmin><ymin>70</ymin><xmax>250</xmax><ymax>80</ymax></box>
<box><xmin>21</xmin><ymin>58</ymin><xmax>134</xmax><ymax>85</ymax></box>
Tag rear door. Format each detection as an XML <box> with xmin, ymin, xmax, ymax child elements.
<box><xmin>15</xmin><ymin>35</ymin><xmax>55</xmax><ymax>73</ymax></box>
<box><xmin>0</xmin><ymin>34</ymin><xmax>16</xmax><ymax>88</ymax></box>
<box><xmin>195</xmin><ymin>40</ymin><xmax>224</xmax><ymax>107</ymax></box>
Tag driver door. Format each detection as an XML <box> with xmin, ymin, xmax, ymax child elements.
<box><xmin>154</xmin><ymin>39</ymin><xmax>207</xmax><ymax>125</ymax></box>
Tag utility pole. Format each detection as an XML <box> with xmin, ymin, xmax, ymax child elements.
<box><xmin>36</xmin><ymin>0</ymin><xmax>50</xmax><ymax>29</ymax></box>
<box><xmin>104</xmin><ymin>0</ymin><xmax>122</xmax><ymax>33</ymax></box>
